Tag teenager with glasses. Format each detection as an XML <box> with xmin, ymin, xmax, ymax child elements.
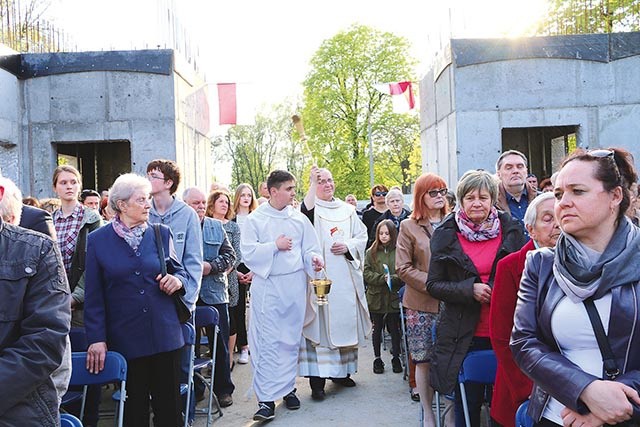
<box><xmin>512</xmin><ymin>147</ymin><xmax>640</xmax><ymax>427</ymax></box>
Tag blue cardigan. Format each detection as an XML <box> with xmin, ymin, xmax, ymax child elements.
<box><xmin>84</xmin><ymin>223</ymin><xmax>187</xmax><ymax>360</ymax></box>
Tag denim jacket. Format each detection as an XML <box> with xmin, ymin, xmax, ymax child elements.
<box><xmin>199</xmin><ymin>218</ymin><xmax>236</xmax><ymax>305</ymax></box>
<box><xmin>0</xmin><ymin>219</ymin><xmax>71</xmax><ymax>426</ymax></box>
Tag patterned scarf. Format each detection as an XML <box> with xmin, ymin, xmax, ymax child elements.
<box><xmin>112</xmin><ymin>214</ymin><xmax>148</xmax><ymax>251</ymax></box>
<box><xmin>455</xmin><ymin>206</ymin><xmax>501</xmax><ymax>242</ymax></box>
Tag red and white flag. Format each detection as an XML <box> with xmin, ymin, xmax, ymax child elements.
<box><xmin>217</xmin><ymin>83</ymin><xmax>256</xmax><ymax>125</ymax></box>
<box><xmin>373</xmin><ymin>81</ymin><xmax>416</xmax><ymax>113</ymax></box>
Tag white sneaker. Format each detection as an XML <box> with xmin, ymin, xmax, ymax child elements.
<box><xmin>238</xmin><ymin>348</ymin><xmax>249</xmax><ymax>364</ymax></box>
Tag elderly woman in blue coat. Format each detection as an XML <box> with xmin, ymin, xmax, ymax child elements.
<box><xmin>85</xmin><ymin>173</ymin><xmax>189</xmax><ymax>427</ymax></box>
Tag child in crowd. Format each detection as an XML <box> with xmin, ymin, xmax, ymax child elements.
<box><xmin>363</xmin><ymin>219</ymin><xmax>403</xmax><ymax>374</ymax></box>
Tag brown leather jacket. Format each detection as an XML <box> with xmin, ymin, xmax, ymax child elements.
<box><xmin>395</xmin><ymin>218</ymin><xmax>440</xmax><ymax>313</ymax></box>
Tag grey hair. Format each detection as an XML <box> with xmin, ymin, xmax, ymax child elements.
<box><xmin>108</xmin><ymin>174</ymin><xmax>151</xmax><ymax>213</ymax></box>
<box><xmin>495</xmin><ymin>149</ymin><xmax>528</xmax><ymax>172</ymax></box>
<box><xmin>182</xmin><ymin>187</ymin><xmax>204</xmax><ymax>202</ymax></box>
<box><xmin>456</xmin><ymin>170</ymin><xmax>499</xmax><ymax>205</ymax></box>
<box><xmin>523</xmin><ymin>192</ymin><xmax>555</xmax><ymax>227</ymax></box>
<box><xmin>0</xmin><ymin>176</ymin><xmax>23</xmax><ymax>224</ymax></box>
<box><xmin>385</xmin><ymin>188</ymin><xmax>404</xmax><ymax>204</ymax></box>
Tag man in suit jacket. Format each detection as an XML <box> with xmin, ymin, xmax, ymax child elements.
<box><xmin>20</xmin><ymin>204</ymin><xmax>57</xmax><ymax>239</ymax></box>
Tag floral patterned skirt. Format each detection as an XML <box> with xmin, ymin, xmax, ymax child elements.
<box><xmin>405</xmin><ymin>308</ymin><xmax>438</xmax><ymax>363</ymax></box>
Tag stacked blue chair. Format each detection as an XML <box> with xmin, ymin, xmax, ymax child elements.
<box><xmin>516</xmin><ymin>400</ymin><xmax>534</xmax><ymax>427</ymax></box>
<box><xmin>193</xmin><ymin>306</ymin><xmax>222</xmax><ymax>427</ymax></box>
<box><xmin>60</xmin><ymin>413</ymin><xmax>83</xmax><ymax>427</ymax></box>
<box><xmin>70</xmin><ymin>351</ymin><xmax>127</xmax><ymax>427</ymax></box>
<box><xmin>458</xmin><ymin>349</ymin><xmax>498</xmax><ymax>427</ymax></box>
<box><xmin>397</xmin><ymin>286</ymin><xmax>410</xmax><ymax>381</ymax></box>
<box><xmin>61</xmin><ymin>328</ymin><xmax>89</xmax><ymax>415</ymax></box>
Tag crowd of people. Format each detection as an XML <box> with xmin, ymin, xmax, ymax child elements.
<box><xmin>1</xmin><ymin>146</ymin><xmax>640</xmax><ymax>427</ymax></box>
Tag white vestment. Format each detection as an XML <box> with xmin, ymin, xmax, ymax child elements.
<box><xmin>299</xmin><ymin>198</ymin><xmax>372</xmax><ymax>378</ymax></box>
<box><xmin>241</xmin><ymin>202</ymin><xmax>321</xmax><ymax>402</ymax></box>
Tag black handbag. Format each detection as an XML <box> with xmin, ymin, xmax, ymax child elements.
<box><xmin>153</xmin><ymin>224</ymin><xmax>191</xmax><ymax>323</ymax></box>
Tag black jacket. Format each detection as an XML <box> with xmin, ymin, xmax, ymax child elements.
<box><xmin>511</xmin><ymin>247</ymin><xmax>640</xmax><ymax>422</ymax></box>
<box><xmin>0</xmin><ymin>219</ymin><xmax>70</xmax><ymax>425</ymax></box>
<box><xmin>427</xmin><ymin>211</ymin><xmax>526</xmax><ymax>394</ymax></box>
<box><xmin>19</xmin><ymin>205</ymin><xmax>56</xmax><ymax>239</ymax></box>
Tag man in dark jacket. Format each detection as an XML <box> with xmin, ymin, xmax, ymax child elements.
<box><xmin>20</xmin><ymin>204</ymin><xmax>57</xmax><ymax>238</ymax></box>
<box><xmin>0</xmin><ymin>177</ymin><xmax>71</xmax><ymax>426</ymax></box>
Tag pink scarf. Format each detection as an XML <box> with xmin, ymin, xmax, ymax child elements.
<box><xmin>112</xmin><ymin>215</ymin><xmax>148</xmax><ymax>250</ymax></box>
<box><xmin>455</xmin><ymin>207</ymin><xmax>500</xmax><ymax>242</ymax></box>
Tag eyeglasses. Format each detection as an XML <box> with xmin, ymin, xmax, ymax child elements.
<box><xmin>586</xmin><ymin>149</ymin><xmax>614</xmax><ymax>159</ymax></box>
<box><xmin>586</xmin><ymin>149</ymin><xmax>621</xmax><ymax>183</ymax></box>
<box><xmin>318</xmin><ymin>178</ymin><xmax>334</xmax><ymax>186</ymax></box>
<box><xmin>147</xmin><ymin>173</ymin><xmax>166</xmax><ymax>181</ymax></box>
<box><xmin>374</xmin><ymin>191</ymin><xmax>388</xmax><ymax>197</ymax></box>
<box><xmin>428</xmin><ymin>188</ymin><xmax>448</xmax><ymax>198</ymax></box>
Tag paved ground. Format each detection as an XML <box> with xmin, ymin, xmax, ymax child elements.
<box><xmin>194</xmin><ymin>339</ymin><xmax>421</xmax><ymax>426</ymax></box>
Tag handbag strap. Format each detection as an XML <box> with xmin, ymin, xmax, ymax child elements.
<box><xmin>153</xmin><ymin>224</ymin><xmax>167</xmax><ymax>277</ymax></box>
<box><xmin>583</xmin><ymin>298</ymin><xmax>620</xmax><ymax>380</ymax></box>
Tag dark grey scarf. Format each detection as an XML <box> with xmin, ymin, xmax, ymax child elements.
<box><xmin>553</xmin><ymin>217</ymin><xmax>639</xmax><ymax>303</ymax></box>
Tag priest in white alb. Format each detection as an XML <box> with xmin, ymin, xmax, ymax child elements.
<box><xmin>241</xmin><ymin>170</ymin><xmax>323</xmax><ymax>422</ymax></box>
<box><xmin>299</xmin><ymin>166</ymin><xmax>372</xmax><ymax>401</ymax></box>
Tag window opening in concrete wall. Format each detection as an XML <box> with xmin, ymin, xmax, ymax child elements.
<box><xmin>55</xmin><ymin>140</ymin><xmax>131</xmax><ymax>193</ymax></box>
<box><xmin>501</xmin><ymin>126</ymin><xmax>578</xmax><ymax>182</ymax></box>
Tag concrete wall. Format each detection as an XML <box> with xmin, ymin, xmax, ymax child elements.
<box><xmin>0</xmin><ymin>67</ymin><xmax>20</xmax><ymax>183</ymax></box>
<box><xmin>421</xmin><ymin>34</ymin><xmax>640</xmax><ymax>184</ymax></box>
<box><xmin>20</xmin><ymin>70</ymin><xmax>176</xmax><ymax>197</ymax></box>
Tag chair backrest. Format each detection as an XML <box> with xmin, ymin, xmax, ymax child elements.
<box><xmin>398</xmin><ymin>285</ymin><xmax>405</xmax><ymax>299</ymax></box>
<box><xmin>182</xmin><ymin>322</ymin><xmax>196</xmax><ymax>346</ymax></box>
<box><xmin>69</xmin><ymin>351</ymin><xmax>127</xmax><ymax>387</ymax></box>
<box><xmin>516</xmin><ymin>400</ymin><xmax>534</xmax><ymax>427</ymax></box>
<box><xmin>69</xmin><ymin>327</ymin><xmax>88</xmax><ymax>352</ymax></box>
<box><xmin>60</xmin><ymin>413</ymin><xmax>83</xmax><ymax>427</ymax></box>
<box><xmin>458</xmin><ymin>350</ymin><xmax>497</xmax><ymax>384</ymax></box>
<box><xmin>195</xmin><ymin>306</ymin><xmax>219</xmax><ymax>328</ymax></box>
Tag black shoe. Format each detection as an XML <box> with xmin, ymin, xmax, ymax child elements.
<box><xmin>283</xmin><ymin>388</ymin><xmax>301</xmax><ymax>410</ymax></box>
<box><xmin>392</xmin><ymin>357</ymin><xmax>403</xmax><ymax>373</ymax></box>
<box><xmin>311</xmin><ymin>388</ymin><xmax>326</xmax><ymax>401</ymax></box>
<box><xmin>218</xmin><ymin>393</ymin><xmax>233</xmax><ymax>408</ymax></box>
<box><xmin>253</xmin><ymin>401</ymin><xmax>275</xmax><ymax>421</ymax></box>
<box><xmin>410</xmin><ymin>390</ymin><xmax>420</xmax><ymax>402</ymax></box>
<box><xmin>331</xmin><ymin>376</ymin><xmax>356</xmax><ymax>387</ymax></box>
<box><xmin>373</xmin><ymin>358</ymin><xmax>384</xmax><ymax>374</ymax></box>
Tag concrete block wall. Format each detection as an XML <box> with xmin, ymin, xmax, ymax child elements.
<box><xmin>0</xmin><ymin>68</ymin><xmax>20</xmax><ymax>183</ymax></box>
<box><xmin>421</xmin><ymin>46</ymin><xmax>640</xmax><ymax>184</ymax></box>
<box><xmin>21</xmin><ymin>70</ymin><xmax>177</xmax><ymax>197</ymax></box>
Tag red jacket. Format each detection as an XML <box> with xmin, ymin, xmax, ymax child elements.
<box><xmin>489</xmin><ymin>239</ymin><xmax>535</xmax><ymax>427</ymax></box>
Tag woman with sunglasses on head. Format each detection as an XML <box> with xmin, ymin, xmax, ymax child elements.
<box><xmin>396</xmin><ymin>173</ymin><xmax>451</xmax><ymax>426</ymax></box>
<box><xmin>512</xmin><ymin>147</ymin><xmax>640</xmax><ymax>427</ymax></box>
<box><xmin>427</xmin><ymin>169</ymin><xmax>526</xmax><ymax>427</ymax></box>
<box><xmin>362</xmin><ymin>184</ymin><xmax>390</xmax><ymax>249</ymax></box>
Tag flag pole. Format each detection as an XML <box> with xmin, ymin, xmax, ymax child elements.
<box><xmin>368</xmin><ymin>115</ymin><xmax>374</xmax><ymax>188</ymax></box>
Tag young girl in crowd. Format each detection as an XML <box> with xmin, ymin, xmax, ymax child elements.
<box><xmin>364</xmin><ymin>219</ymin><xmax>403</xmax><ymax>374</ymax></box>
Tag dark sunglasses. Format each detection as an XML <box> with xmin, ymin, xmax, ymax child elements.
<box><xmin>374</xmin><ymin>191</ymin><xmax>388</xmax><ymax>197</ymax></box>
<box><xmin>428</xmin><ymin>188</ymin><xmax>448</xmax><ymax>198</ymax></box>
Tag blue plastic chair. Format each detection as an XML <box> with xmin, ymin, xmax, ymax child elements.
<box><xmin>458</xmin><ymin>350</ymin><xmax>498</xmax><ymax>427</ymax></box>
<box><xmin>60</xmin><ymin>413</ymin><xmax>83</xmax><ymax>427</ymax></box>
<box><xmin>516</xmin><ymin>399</ymin><xmax>534</xmax><ymax>427</ymax></box>
<box><xmin>70</xmin><ymin>351</ymin><xmax>127</xmax><ymax>427</ymax></box>
<box><xmin>61</xmin><ymin>328</ymin><xmax>90</xmax><ymax>410</ymax></box>
<box><xmin>397</xmin><ymin>286</ymin><xmax>409</xmax><ymax>380</ymax></box>
<box><xmin>181</xmin><ymin>322</ymin><xmax>196</xmax><ymax>427</ymax></box>
<box><xmin>194</xmin><ymin>306</ymin><xmax>221</xmax><ymax>427</ymax></box>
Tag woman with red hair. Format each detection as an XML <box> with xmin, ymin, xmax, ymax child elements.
<box><xmin>396</xmin><ymin>172</ymin><xmax>450</xmax><ymax>426</ymax></box>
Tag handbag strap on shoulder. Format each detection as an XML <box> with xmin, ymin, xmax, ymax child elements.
<box><xmin>583</xmin><ymin>297</ymin><xmax>620</xmax><ymax>380</ymax></box>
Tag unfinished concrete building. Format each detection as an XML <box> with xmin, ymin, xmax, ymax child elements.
<box><xmin>420</xmin><ymin>32</ymin><xmax>640</xmax><ymax>185</ymax></box>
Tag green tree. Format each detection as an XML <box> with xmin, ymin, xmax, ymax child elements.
<box><xmin>536</xmin><ymin>0</ymin><xmax>640</xmax><ymax>35</ymax></box>
<box><xmin>301</xmin><ymin>24</ymin><xmax>419</xmax><ymax>199</ymax></box>
<box><xmin>0</xmin><ymin>0</ymin><xmax>65</xmax><ymax>52</ymax></box>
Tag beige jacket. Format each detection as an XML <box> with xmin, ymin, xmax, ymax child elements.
<box><xmin>395</xmin><ymin>218</ymin><xmax>440</xmax><ymax>313</ymax></box>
